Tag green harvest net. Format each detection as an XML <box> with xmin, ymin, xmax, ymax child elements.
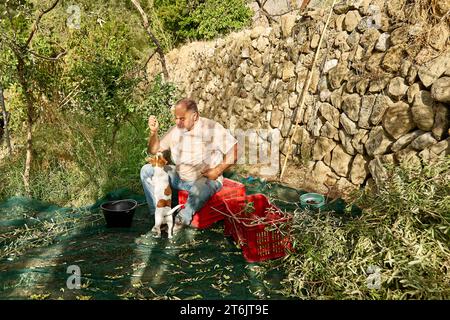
<box><xmin>0</xmin><ymin>172</ymin><xmax>360</xmax><ymax>300</ymax></box>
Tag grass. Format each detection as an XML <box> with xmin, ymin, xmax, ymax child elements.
<box><xmin>0</xmin><ymin>72</ymin><xmax>178</xmax><ymax>263</ymax></box>
<box><xmin>0</xmin><ymin>111</ymin><xmax>149</xmax><ymax>260</ymax></box>
<box><xmin>1</xmin><ymin>126</ymin><xmax>449</xmax><ymax>299</ymax></box>
<box><xmin>0</xmin><ymin>206</ymin><xmax>103</xmax><ymax>261</ymax></box>
<box><xmin>1</xmin><ymin>62</ymin><xmax>448</xmax><ymax>298</ymax></box>
<box><xmin>268</xmin><ymin>157</ymin><xmax>450</xmax><ymax>299</ymax></box>
<box><xmin>0</xmin><ymin>112</ymin><xmax>149</xmax><ymax>207</ymax></box>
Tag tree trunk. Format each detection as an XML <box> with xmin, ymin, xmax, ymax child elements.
<box><xmin>131</xmin><ymin>0</ymin><xmax>169</xmax><ymax>80</ymax></box>
<box><xmin>17</xmin><ymin>57</ymin><xmax>34</xmax><ymax>195</ymax></box>
<box><xmin>7</xmin><ymin>0</ymin><xmax>61</xmax><ymax>195</ymax></box>
<box><xmin>0</xmin><ymin>85</ymin><xmax>13</xmax><ymax>156</ymax></box>
<box><xmin>24</xmin><ymin>113</ymin><xmax>33</xmax><ymax>195</ymax></box>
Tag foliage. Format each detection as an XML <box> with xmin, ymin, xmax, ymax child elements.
<box><xmin>244</xmin><ymin>200</ymin><xmax>255</xmax><ymax>214</ymax></box>
<box><xmin>278</xmin><ymin>157</ymin><xmax>450</xmax><ymax>299</ymax></box>
<box><xmin>0</xmin><ymin>0</ymin><xmax>64</xmax><ymax>123</ymax></box>
<box><xmin>191</xmin><ymin>0</ymin><xmax>253</xmax><ymax>40</ymax></box>
<box><xmin>0</xmin><ymin>75</ymin><xmax>179</xmax><ymax>205</ymax></box>
<box><xmin>139</xmin><ymin>73</ymin><xmax>179</xmax><ymax>136</ymax></box>
<box><xmin>68</xmin><ymin>21</ymin><xmax>142</xmax><ymax>128</ymax></box>
<box><xmin>155</xmin><ymin>0</ymin><xmax>253</xmax><ymax>44</ymax></box>
<box><xmin>0</xmin><ymin>38</ymin><xmax>16</xmax><ymax>88</ymax></box>
<box><xmin>0</xmin><ymin>84</ymin><xmax>26</xmax><ymax>134</ymax></box>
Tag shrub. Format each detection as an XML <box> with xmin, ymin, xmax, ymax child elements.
<box><xmin>155</xmin><ymin>0</ymin><xmax>253</xmax><ymax>44</ymax></box>
<box><xmin>139</xmin><ymin>73</ymin><xmax>179</xmax><ymax>137</ymax></box>
<box><xmin>191</xmin><ymin>0</ymin><xmax>253</xmax><ymax>40</ymax></box>
<box><xmin>278</xmin><ymin>157</ymin><xmax>450</xmax><ymax>299</ymax></box>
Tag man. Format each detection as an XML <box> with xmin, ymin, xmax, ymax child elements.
<box><xmin>140</xmin><ymin>98</ymin><xmax>238</xmax><ymax>231</ymax></box>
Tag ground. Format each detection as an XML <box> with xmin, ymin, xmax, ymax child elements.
<box><xmin>0</xmin><ymin>185</ymin><xmax>298</xmax><ymax>300</ymax></box>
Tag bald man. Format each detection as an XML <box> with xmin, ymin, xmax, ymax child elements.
<box><xmin>140</xmin><ymin>98</ymin><xmax>238</xmax><ymax>232</ymax></box>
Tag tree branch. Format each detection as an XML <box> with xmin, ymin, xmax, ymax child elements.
<box><xmin>25</xmin><ymin>0</ymin><xmax>60</xmax><ymax>48</ymax></box>
<box><xmin>269</xmin><ymin>8</ymin><xmax>298</xmax><ymax>17</ymax></box>
<box><xmin>256</xmin><ymin>0</ymin><xmax>310</xmax><ymax>22</ymax></box>
<box><xmin>58</xmin><ymin>80</ymin><xmax>84</xmax><ymax>110</ymax></box>
<box><xmin>255</xmin><ymin>0</ymin><xmax>278</xmax><ymax>24</ymax></box>
<box><xmin>300</xmin><ymin>0</ymin><xmax>311</xmax><ymax>11</ymax></box>
<box><xmin>131</xmin><ymin>0</ymin><xmax>169</xmax><ymax>80</ymax></box>
<box><xmin>27</xmin><ymin>49</ymin><xmax>67</xmax><ymax>61</ymax></box>
<box><xmin>144</xmin><ymin>49</ymin><xmax>157</xmax><ymax>70</ymax></box>
<box><xmin>280</xmin><ymin>0</ymin><xmax>337</xmax><ymax>181</ymax></box>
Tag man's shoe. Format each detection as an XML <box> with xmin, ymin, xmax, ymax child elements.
<box><xmin>172</xmin><ymin>221</ymin><xmax>185</xmax><ymax>234</ymax></box>
<box><xmin>172</xmin><ymin>213</ymin><xmax>187</xmax><ymax>234</ymax></box>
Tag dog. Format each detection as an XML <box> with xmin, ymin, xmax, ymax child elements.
<box><xmin>146</xmin><ymin>153</ymin><xmax>183</xmax><ymax>238</ymax></box>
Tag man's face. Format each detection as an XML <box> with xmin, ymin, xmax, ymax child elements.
<box><xmin>174</xmin><ymin>105</ymin><xmax>198</xmax><ymax>131</ymax></box>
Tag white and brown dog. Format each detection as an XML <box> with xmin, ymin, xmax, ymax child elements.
<box><xmin>146</xmin><ymin>153</ymin><xmax>183</xmax><ymax>238</ymax></box>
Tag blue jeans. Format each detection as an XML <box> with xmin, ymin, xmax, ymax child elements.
<box><xmin>140</xmin><ymin>164</ymin><xmax>223</xmax><ymax>225</ymax></box>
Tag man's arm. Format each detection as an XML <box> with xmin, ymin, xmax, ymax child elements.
<box><xmin>148</xmin><ymin>131</ymin><xmax>160</xmax><ymax>155</ymax></box>
<box><xmin>147</xmin><ymin>115</ymin><xmax>165</xmax><ymax>155</ymax></box>
<box><xmin>201</xmin><ymin>143</ymin><xmax>238</xmax><ymax>180</ymax></box>
<box><xmin>216</xmin><ymin>142</ymin><xmax>238</xmax><ymax>174</ymax></box>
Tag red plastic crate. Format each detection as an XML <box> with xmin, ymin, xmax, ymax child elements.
<box><xmin>219</xmin><ymin>194</ymin><xmax>292</xmax><ymax>263</ymax></box>
<box><xmin>178</xmin><ymin>178</ymin><xmax>246</xmax><ymax>229</ymax></box>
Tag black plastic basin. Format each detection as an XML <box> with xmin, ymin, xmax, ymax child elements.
<box><xmin>101</xmin><ymin>199</ymin><xmax>137</xmax><ymax>228</ymax></box>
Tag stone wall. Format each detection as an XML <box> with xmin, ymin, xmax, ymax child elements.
<box><xmin>148</xmin><ymin>0</ymin><xmax>450</xmax><ymax>194</ymax></box>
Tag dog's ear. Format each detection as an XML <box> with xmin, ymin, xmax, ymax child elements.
<box><xmin>148</xmin><ymin>157</ymin><xmax>157</xmax><ymax>166</ymax></box>
<box><xmin>158</xmin><ymin>156</ymin><xmax>168</xmax><ymax>167</ymax></box>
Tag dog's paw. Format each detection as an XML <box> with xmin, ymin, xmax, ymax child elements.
<box><xmin>135</xmin><ymin>238</ymin><xmax>144</xmax><ymax>245</ymax></box>
<box><xmin>150</xmin><ymin>229</ymin><xmax>161</xmax><ymax>238</ymax></box>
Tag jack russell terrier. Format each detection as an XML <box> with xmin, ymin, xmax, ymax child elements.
<box><xmin>146</xmin><ymin>153</ymin><xmax>183</xmax><ymax>238</ymax></box>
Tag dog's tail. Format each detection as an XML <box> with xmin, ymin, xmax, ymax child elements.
<box><xmin>167</xmin><ymin>204</ymin><xmax>184</xmax><ymax>216</ymax></box>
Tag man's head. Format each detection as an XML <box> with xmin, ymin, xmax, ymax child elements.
<box><xmin>174</xmin><ymin>98</ymin><xmax>199</xmax><ymax>131</ymax></box>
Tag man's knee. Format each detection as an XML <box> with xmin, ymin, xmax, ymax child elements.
<box><xmin>140</xmin><ymin>164</ymin><xmax>154</xmax><ymax>181</ymax></box>
<box><xmin>164</xmin><ymin>165</ymin><xmax>176</xmax><ymax>176</ymax></box>
<box><xmin>164</xmin><ymin>165</ymin><xmax>178</xmax><ymax>187</ymax></box>
<box><xmin>191</xmin><ymin>178</ymin><xmax>220</xmax><ymax>198</ymax></box>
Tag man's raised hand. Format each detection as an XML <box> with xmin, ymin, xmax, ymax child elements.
<box><xmin>148</xmin><ymin>115</ymin><xmax>159</xmax><ymax>135</ymax></box>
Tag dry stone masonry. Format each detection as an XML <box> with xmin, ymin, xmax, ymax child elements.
<box><xmin>148</xmin><ymin>0</ymin><xmax>450</xmax><ymax>194</ymax></box>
